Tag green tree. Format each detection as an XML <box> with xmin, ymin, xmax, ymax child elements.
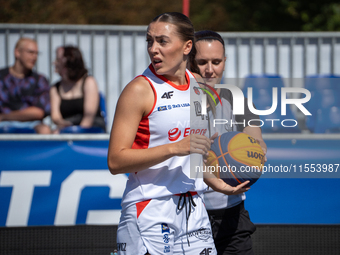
<box><xmin>0</xmin><ymin>0</ymin><xmax>339</xmax><ymax>31</ymax></box>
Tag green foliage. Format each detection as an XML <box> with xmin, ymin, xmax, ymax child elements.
<box><xmin>0</xmin><ymin>0</ymin><xmax>339</xmax><ymax>31</ymax></box>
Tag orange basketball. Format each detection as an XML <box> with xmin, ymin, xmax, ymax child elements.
<box><xmin>206</xmin><ymin>131</ymin><xmax>265</xmax><ymax>187</ymax></box>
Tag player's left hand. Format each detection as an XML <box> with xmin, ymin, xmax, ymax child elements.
<box><xmin>204</xmin><ymin>172</ymin><xmax>251</xmax><ymax>195</ymax></box>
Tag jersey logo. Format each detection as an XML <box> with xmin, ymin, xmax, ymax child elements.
<box><xmin>168</xmin><ymin>128</ymin><xmax>181</xmax><ymax>141</ymax></box>
<box><xmin>158</xmin><ymin>106</ymin><xmax>168</xmax><ymax>111</ymax></box>
<box><xmin>161</xmin><ymin>91</ymin><xmax>174</xmax><ymax>99</ymax></box>
<box><xmin>164</xmin><ymin>246</ymin><xmax>171</xmax><ymax>253</ymax></box>
<box><xmin>200</xmin><ymin>248</ymin><xmax>213</xmax><ymax>254</ymax></box>
<box><xmin>193</xmin><ymin>86</ymin><xmax>200</xmax><ymax>95</ymax></box>
<box><xmin>161</xmin><ymin>223</ymin><xmax>170</xmax><ymax>233</ymax></box>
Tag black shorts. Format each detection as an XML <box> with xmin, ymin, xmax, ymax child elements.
<box><xmin>207</xmin><ymin>201</ymin><xmax>256</xmax><ymax>255</ymax></box>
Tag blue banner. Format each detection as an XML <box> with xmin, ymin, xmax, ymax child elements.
<box><xmin>0</xmin><ymin>138</ymin><xmax>339</xmax><ymax>226</ymax></box>
<box><xmin>0</xmin><ymin>140</ymin><xmax>127</xmax><ymax>227</ymax></box>
<box><xmin>247</xmin><ymin>139</ymin><xmax>340</xmax><ymax>224</ymax></box>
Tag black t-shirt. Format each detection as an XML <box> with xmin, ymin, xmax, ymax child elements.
<box><xmin>54</xmin><ymin>77</ymin><xmax>101</xmax><ymax>119</ymax></box>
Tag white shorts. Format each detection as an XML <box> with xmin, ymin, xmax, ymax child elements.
<box><xmin>116</xmin><ymin>192</ymin><xmax>217</xmax><ymax>255</ymax></box>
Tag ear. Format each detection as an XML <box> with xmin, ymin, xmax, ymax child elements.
<box><xmin>14</xmin><ymin>47</ymin><xmax>21</xmax><ymax>59</ymax></box>
<box><xmin>223</xmin><ymin>56</ymin><xmax>227</xmax><ymax>71</ymax></box>
<box><xmin>183</xmin><ymin>40</ymin><xmax>193</xmax><ymax>56</ymax></box>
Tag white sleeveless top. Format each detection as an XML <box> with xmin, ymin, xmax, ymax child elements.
<box><xmin>121</xmin><ymin>65</ymin><xmax>208</xmax><ymax>208</ymax></box>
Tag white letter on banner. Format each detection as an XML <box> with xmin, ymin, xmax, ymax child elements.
<box><xmin>0</xmin><ymin>171</ymin><xmax>52</xmax><ymax>227</ymax></box>
<box><xmin>248</xmin><ymin>87</ymin><xmax>278</xmax><ymax>115</ymax></box>
<box><xmin>54</xmin><ymin>170</ymin><xmax>128</xmax><ymax>226</ymax></box>
<box><xmin>281</xmin><ymin>87</ymin><xmax>311</xmax><ymax>116</ymax></box>
<box><xmin>216</xmin><ymin>84</ymin><xmax>245</xmax><ymax>115</ymax></box>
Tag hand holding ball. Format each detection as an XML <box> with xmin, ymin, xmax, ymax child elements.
<box><xmin>206</xmin><ymin>131</ymin><xmax>265</xmax><ymax>187</ymax></box>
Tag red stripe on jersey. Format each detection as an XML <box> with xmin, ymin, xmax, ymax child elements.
<box><xmin>132</xmin><ymin>117</ymin><xmax>150</xmax><ymax>149</ymax></box>
<box><xmin>131</xmin><ymin>75</ymin><xmax>157</xmax><ymax>149</ymax></box>
<box><xmin>149</xmin><ymin>64</ymin><xmax>190</xmax><ymax>91</ymax></box>
<box><xmin>136</xmin><ymin>199</ymin><xmax>151</xmax><ymax>218</ymax></box>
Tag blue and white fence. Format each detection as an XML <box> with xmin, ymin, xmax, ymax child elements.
<box><xmin>1</xmin><ymin>24</ymin><xmax>340</xmax><ymax>130</ymax></box>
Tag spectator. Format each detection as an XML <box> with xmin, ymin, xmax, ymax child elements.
<box><xmin>0</xmin><ymin>37</ymin><xmax>51</xmax><ymax>134</ymax></box>
<box><xmin>50</xmin><ymin>46</ymin><xmax>106</xmax><ymax>133</ymax></box>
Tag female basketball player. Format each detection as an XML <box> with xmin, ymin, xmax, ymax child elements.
<box><xmin>107</xmin><ymin>13</ymin><xmax>250</xmax><ymax>255</ymax></box>
<box><xmin>192</xmin><ymin>30</ymin><xmax>267</xmax><ymax>255</ymax></box>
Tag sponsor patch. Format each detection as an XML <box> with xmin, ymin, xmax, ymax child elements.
<box><xmin>163</xmin><ymin>234</ymin><xmax>170</xmax><ymax>243</ymax></box>
<box><xmin>161</xmin><ymin>223</ymin><xmax>170</xmax><ymax>233</ymax></box>
<box><xmin>164</xmin><ymin>245</ymin><xmax>171</xmax><ymax>253</ymax></box>
<box><xmin>188</xmin><ymin>228</ymin><xmax>212</xmax><ymax>241</ymax></box>
<box><xmin>158</xmin><ymin>106</ymin><xmax>168</xmax><ymax>111</ymax></box>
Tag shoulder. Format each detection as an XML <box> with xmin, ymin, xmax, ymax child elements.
<box><xmin>31</xmin><ymin>71</ymin><xmax>49</xmax><ymax>86</ymax></box>
<box><xmin>123</xmin><ymin>76</ymin><xmax>154</xmax><ymax>96</ymax></box>
<box><xmin>84</xmin><ymin>75</ymin><xmax>96</xmax><ymax>83</ymax></box>
<box><xmin>52</xmin><ymin>80</ymin><xmax>61</xmax><ymax>87</ymax></box>
<box><xmin>50</xmin><ymin>81</ymin><xmax>60</xmax><ymax>91</ymax></box>
<box><xmin>50</xmin><ymin>85</ymin><xmax>58</xmax><ymax>96</ymax></box>
<box><xmin>0</xmin><ymin>67</ymin><xmax>9</xmax><ymax>73</ymax></box>
<box><xmin>191</xmin><ymin>72</ymin><xmax>202</xmax><ymax>80</ymax></box>
<box><xmin>82</xmin><ymin>76</ymin><xmax>99</xmax><ymax>94</ymax></box>
<box><xmin>116</xmin><ymin>76</ymin><xmax>154</xmax><ymax>117</ymax></box>
<box><xmin>83</xmin><ymin>75</ymin><xmax>97</xmax><ymax>87</ymax></box>
<box><xmin>190</xmin><ymin>72</ymin><xmax>204</xmax><ymax>86</ymax></box>
<box><xmin>118</xmin><ymin>76</ymin><xmax>154</xmax><ymax>105</ymax></box>
<box><xmin>0</xmin><ymin>67</ymin><xmax>10</xmax><ymax>79</ymax></box>
<box><xmin>220</xmin><ymin>88</ymin><xmax>232</xmax><ymax>99</ymax></box>
<box><xmin>31</xmin><ymin>70</ymin><xmax>46</xmax><ymax>79</ymax></box>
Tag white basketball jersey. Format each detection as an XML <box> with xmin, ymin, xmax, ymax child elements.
<box><xmin>121</xmin><ymin>65</ymin><xmax>208</xmax><ymax>208</ymax></box>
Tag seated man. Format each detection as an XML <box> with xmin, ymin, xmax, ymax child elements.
<box><xmin>0</xmin><ymin>37</ymin><xmax>51</xmax><ymax>134</ymax></box>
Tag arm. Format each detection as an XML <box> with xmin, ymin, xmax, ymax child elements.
<box><xmin>80</xmin><ymin>76</ymin><xmax>100</xmax><ymax>128</ymax></box>
<box><xmin>50</xmin><ymin>86</ymin><xmax>72</xmax><ymax>129</ymax></box>
<box><xmin>31</xmin><ymin>75</ymin><xmax>51</xmax><ymax>115</ymax></box>
<box><xmin>203</xmin><ymin>170</ymin><xmax>250</xmax><ymax>195</ymax></box>
<box><xmin>0</xmin><ymin>107</ymin><xmax>45</xmax><ymax>122</ymax></box>
<box><xmin>107</xmin><ymin>77</ymin><xmax>212</xmax><ymax>175</ymax></box>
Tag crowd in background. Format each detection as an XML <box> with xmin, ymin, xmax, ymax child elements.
<box><xmin>0</xmin><ymin>37</ymin><xmax>106</xmax><ymax>134</ymax></box>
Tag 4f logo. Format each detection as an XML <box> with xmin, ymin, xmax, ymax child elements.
<box><xmin>162</xmin><ymin>91</ymin><xmax>174</xmax><ymax>99</ymax></box>
<box><xmin>200</xmin><ymin>248</ymin><xmax>213</xmax><ymax>254</ymax></box>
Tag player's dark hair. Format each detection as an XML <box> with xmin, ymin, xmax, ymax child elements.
<box><xmin>151</xmin><ymin>12</ymin><xmax>194</xmax><ymax>45</ymax></box>
<box><xmin>191</xmin><ymin>30</ymin><xmax>226</xmax><ymax>75</ymax></box>
<box><xmin>194</xmin><ymin>30</ymin><xmax>225</xmax><ymax>54</ymax></box>
<box><xmin>62</xmin><ymin>46</ymin><xmax>88</xmax><ymax>81</ymax></box>
<box><xmin>150</xmin><ymin>12</ymin><xmax>198</xmax><ymax>73</ymax></box>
